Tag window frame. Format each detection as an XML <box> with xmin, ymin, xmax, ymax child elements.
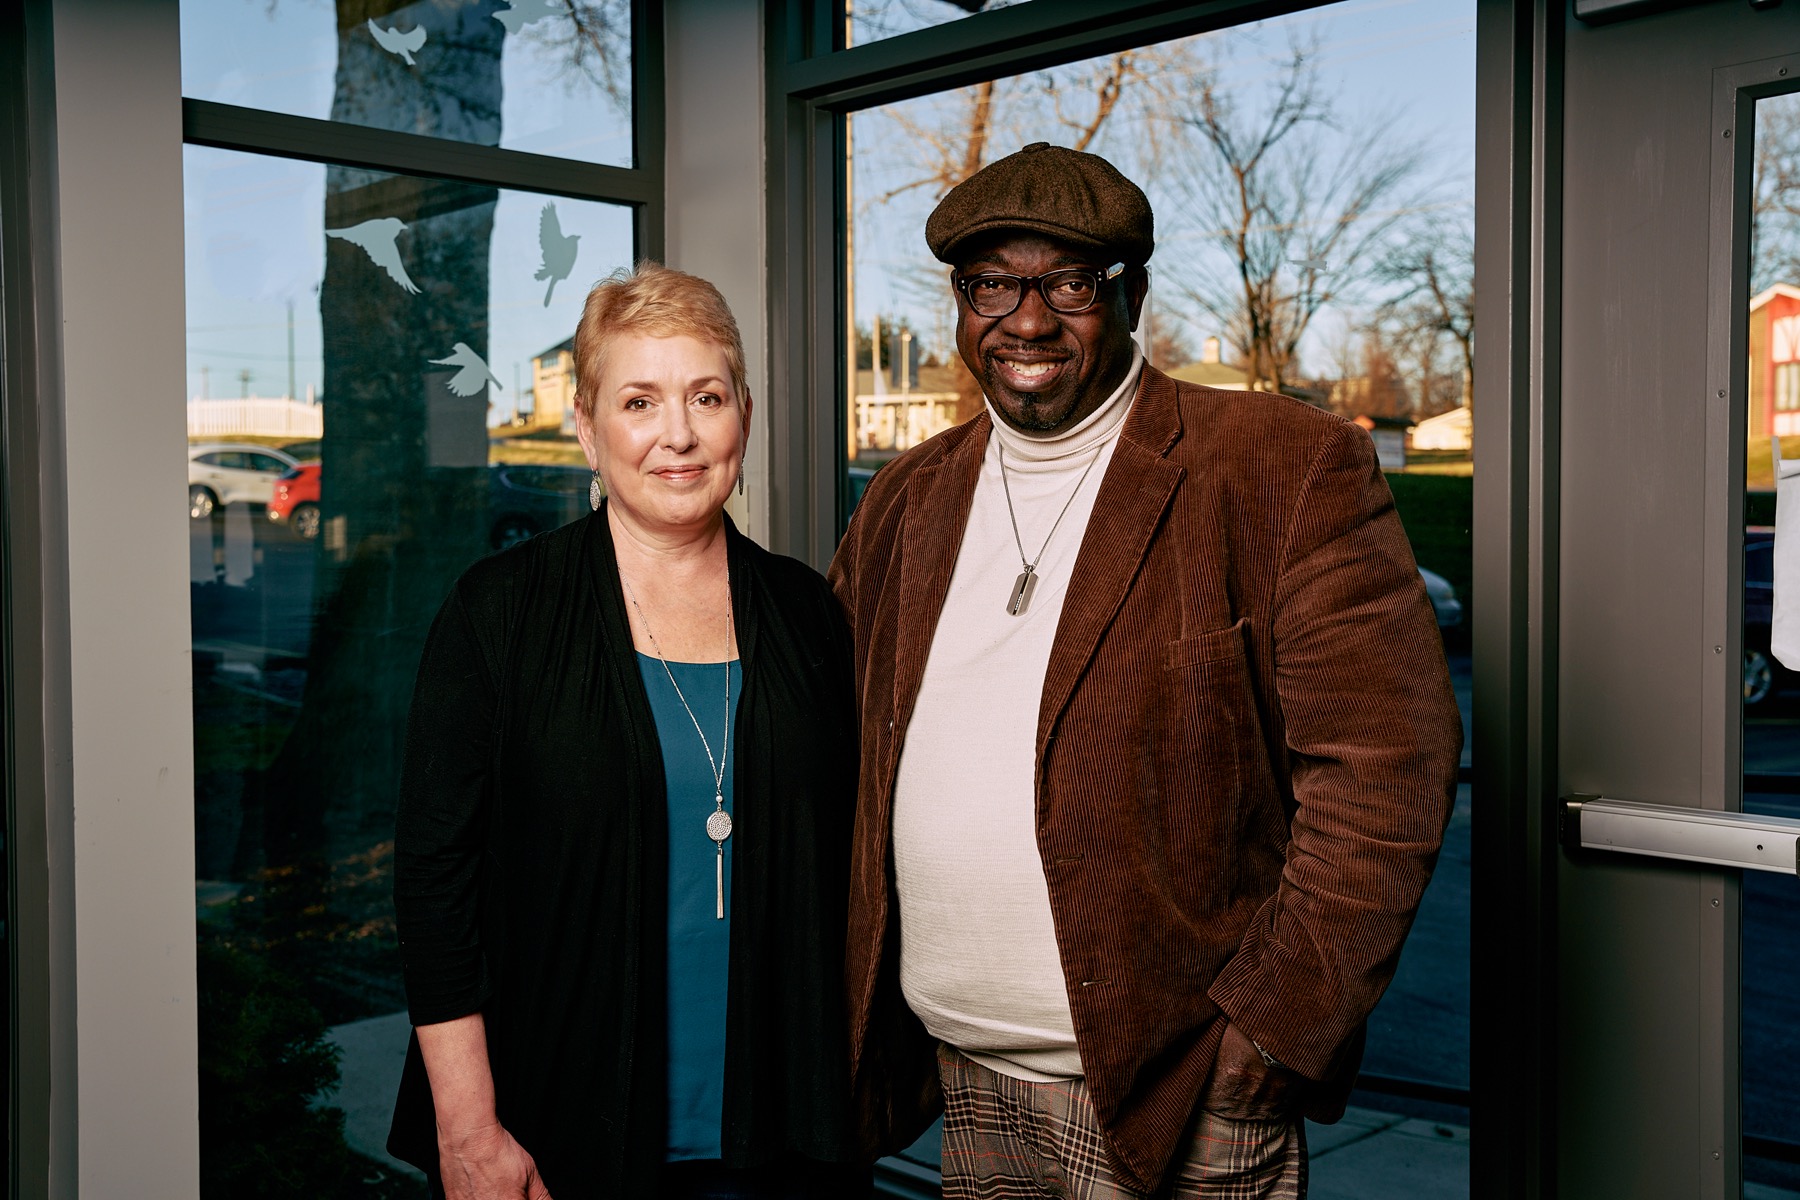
<box><xmin>182</xmin><ymin>0</ymin><xmax>667</xmax><ymax>260</ymax></box>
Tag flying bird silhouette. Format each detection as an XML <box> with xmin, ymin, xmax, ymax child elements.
<box><xmin>325</xmin><ymin>218</ymin><xmax>420</xmax><ymax>295</ymax></box>
<box><xmin>493</xmin><ymin>0</ymin><xmax>563</xmax><ymax>35</ymax></box>
<box><xmin>368</xmin><ymin>18</ymin><xmax>427</xmax><ymax>66</ymax></box>
<box><xmin>535</xmin><ymin>203</ymin><xmax>581</xmax><ymax>307</ymax></box>
<box><xmin>431</xmin><ymin>343</ymin><xmax>504</xmax><ymax>397</ymax></box>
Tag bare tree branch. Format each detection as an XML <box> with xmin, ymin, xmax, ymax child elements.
<box><xmin>1376</xmin><ymin>220</ymin><xmax>1475</xmax><ymax>411</ymax></box>
<box><xmin>1166</xmin><ymin>38</ymin><xmax>1422</xmax><ymax>393</ymax></box>
<box><xmin>1754</xmin><ymin>93</ymin><xmax>1800</xmax><ymax>294</ymax></box>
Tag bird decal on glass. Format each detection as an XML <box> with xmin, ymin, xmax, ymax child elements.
<box><xmin>431</xmin><ymin>343</ymin><xmax>504</xmax><ymax>398</ymax></box>
<box><xmin>535</xmin><ymin>203</ymin><xmax>581</xmax><ymax>307</ymax></box>
<box><xmin>367</xmin><ymin>18</ymin><xmax>427</xmax><ymax>66</ymax></box>
<box><xmin>494</xmin><ymin>0</ymin><xmax>564</xmax><ymax>35</ymax></box>
<box><xmin>325</xmin><ymin>218</ymin><xmax>420</xmax><ymax>295</ymax></box>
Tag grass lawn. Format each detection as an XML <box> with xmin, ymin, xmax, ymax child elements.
<box><xmin>1386</xmin><ymin>471</ymin><xmax>1473</xmax><ymax>607</ymax></box>
<box><xmin>488</xmin><ymin>435</ymin><xmax>587</xmax><ymax>466</ymax></box>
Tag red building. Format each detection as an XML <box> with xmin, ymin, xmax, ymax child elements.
<box><xmin>1750</xmin><ymin>283</ymin><xmax>1800</xmax><ymax>438</ymax></box>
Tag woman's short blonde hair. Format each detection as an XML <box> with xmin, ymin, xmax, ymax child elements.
<box><xmin>572</xmin><ymin>261</ymin><xmax>748</xmax><ymax>419</ymax></box>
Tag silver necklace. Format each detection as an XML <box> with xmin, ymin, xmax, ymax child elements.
<box><xmin>996</xmin><ymin>440</ymin><xmax>1105</xmax><ymax>616</ymax></box>
<box><xmin>622</xmin><ymin>567</ymin><xmax>735</xmax><ymax>920</ymax></box>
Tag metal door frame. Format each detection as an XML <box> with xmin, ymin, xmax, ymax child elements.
<box><xmin>1547</xmin><ymin>5</ymin><xmax>1800</xmax><ymax>1197</ymax></box>
<box><xmin>1471</xmin><ymin>3</ymin><xmax>1561</xmax><ymax>1196</ymax></box>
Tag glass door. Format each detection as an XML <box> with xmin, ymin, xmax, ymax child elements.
<box><xmin>1555</xmin><ymin>6</ymin><xmax>1800</xmax><ymax>1197</ymax></box>
<box><xmin>1740</xmin><ymin>87</ymin><xmax>1800</xmax><ymax>1197</ymax></box>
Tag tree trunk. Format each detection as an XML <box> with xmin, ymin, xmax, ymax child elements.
<box><xmin>262</xmin><ymin>1</ymin><xmax>503</xmax><ymax>928</ymax></box>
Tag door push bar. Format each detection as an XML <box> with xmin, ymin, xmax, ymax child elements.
<box><xmin>1560</xmin><ymin>795</ymin><xmax>1800</xmax><ymax>875</ymax></box>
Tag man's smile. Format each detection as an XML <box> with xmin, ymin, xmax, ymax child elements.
<box><xmin>988</xmin><ymin>351</ymin><xmax>1071</xmax><ymax>391</ymax></box>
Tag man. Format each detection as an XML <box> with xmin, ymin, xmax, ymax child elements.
<box><xmin>829</xmin><ymin>141</ymin><xmax>1462</xmax><ymax>1199</ymax></box>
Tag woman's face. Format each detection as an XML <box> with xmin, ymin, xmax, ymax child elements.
<box><xmin>577</xmin><ymin>332</ymin><xmax>750</xmax><ymax>538</ymax></box>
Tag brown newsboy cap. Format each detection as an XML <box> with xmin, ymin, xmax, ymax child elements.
<box><xmin>926</xmin><ymin>142</ymin><xmax>1154</xmax><ymax>266</ymax></box>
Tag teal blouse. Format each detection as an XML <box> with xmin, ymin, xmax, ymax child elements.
<box><xmin>636</xmin><ymin>653</ymin><xmax>741</xmax><ymax>1162</ymax></box>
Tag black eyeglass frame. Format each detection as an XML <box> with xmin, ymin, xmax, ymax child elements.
<box><xmin>952</xmin><ymin>261</ymin><xmax>1127</xmax><ymax>318</ymax></box>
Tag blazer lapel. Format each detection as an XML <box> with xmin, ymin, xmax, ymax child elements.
<box><xmin>1038</xmin><ymin>367</ymin><xmax>1185</xmax><ymax>749</ymax></box>
<box><xmin>891</xmin><ymin>415</ymin><xmax>990</xmax><ymax>747</ymax></box>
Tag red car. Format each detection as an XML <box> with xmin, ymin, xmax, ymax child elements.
<box><xmin>266</xmin><ymin>462</ymin><xmax>322</xmax><ymax>539</ymax></box>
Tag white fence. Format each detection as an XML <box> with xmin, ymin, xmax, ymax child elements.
<box><xmin>188</xmin><ymin>395</ymin><xmax>323</xmax><ymax>440</ymax></box>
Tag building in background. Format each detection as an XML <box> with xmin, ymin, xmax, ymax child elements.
<box><xmin>1165</xmin><ymin>335</ymin><xmax>1250</xmax><ymax>391</ymax></box>
<box><xmin>1750</xmin><ymin>283</ymin><xmax>1800</xmax><ymax>439</ymax></box>
<box><xmin>852</xmin><ymin>362</ymin><xmax>961</xmax><ymax>457</ymax></box>
<box><xmin>531</xmin><ymin>336</ymin><xmax>579</xmax><ymax>435</ymax></box>
<box><xmin>1351</xmin><ymin>412</ymin><xmax>1413</xmax><ymax>470</ymax></box>
<box><xmin>1412</xmin><ymin>404</ymin><xmax>1473</xmax><ymax>453</ymax></box>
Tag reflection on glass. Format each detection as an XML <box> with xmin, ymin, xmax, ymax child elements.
<box><xmin>186</xmin><ymin>143</ymin><xmax>628</xmax><ymax>1193</ymax></box>
<box><xmin>844</xmin><ymin>0</ymin><xmax>1028</xmax><ymax>47</ymax></box>
<box><xmin>848</xmin><ymin>1</ymin><xmax>1475</xmax><ymax>1189</ymax></box>
<box><xmin>1740</xmin><ymin>89</ymin><xmax>1800</xmax><ymax>1196</ymax></box>
<box><xmin>181</xmin><ymin>0</ymin><xmax>633</xmax><ymax>167</ymax></box>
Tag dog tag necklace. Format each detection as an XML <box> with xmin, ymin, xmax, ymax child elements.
<box><xmin>997</xmin><ymin>440</ymin><xmax>1105</xmax><ymax>616</ymax></box>
<box><xmin>623</xmin><ymin>569</ymin><xmax>735</xmax><ymax>919</ymax></box>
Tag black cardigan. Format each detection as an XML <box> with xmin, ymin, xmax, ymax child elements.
<box><xmin>387</xmin><ymin>506</ymin><xmax>861</xmax><ymax>1196</ymax></box>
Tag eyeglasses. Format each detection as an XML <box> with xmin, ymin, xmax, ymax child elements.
<box><xmin>953</xmin><ymin>262</ymin><xmax>1126</xmax><ymax>318</ymax></box>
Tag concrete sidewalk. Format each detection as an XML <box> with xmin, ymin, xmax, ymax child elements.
<box><xmin>1306</xmin><ymin>1107</ymin><xmax>1467</xmax><ymax>1198</ymax></box>
<box><xmin>325</xmin><ymin>1011</ymin><xmax>421</xmax><ymax>1178</ymax></box>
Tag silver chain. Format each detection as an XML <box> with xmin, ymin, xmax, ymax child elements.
<box><xmin>996</xmin><ymin>440</ymin><xmax>1105</xmax><ymax>574</ymax></box>
<box><xmin>620</xmin><ymin>568</ymin><xmax>733</xmax><ymax>804</ymax></box>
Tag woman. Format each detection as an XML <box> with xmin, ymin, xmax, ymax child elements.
<box><xmin>388</xmin><ymin>263</ymin><xmax>867</xmax><ymax>1199</ymax></box>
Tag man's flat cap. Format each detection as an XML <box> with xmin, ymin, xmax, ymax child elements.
<box><xmin>926</xmin><ymin>142</ymin><xmax>1154</xmax><ymax>266</ymax></box>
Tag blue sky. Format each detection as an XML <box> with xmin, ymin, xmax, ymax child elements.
<box><xmin>181</xmin><ymin>0</ymin><xmax>631</xmax><ymax>163</ymax></box>
<box><xmin>180</xmin><ymin>1</ymin><xmax>634</xmax><ymax>423</ymax></box>
<box><xmin>177</xmin><ymin>0</ymin><xmax>1475</xmax><ymax>414</ymax></box>
<box><xmin>183</xmin><ymin>145</ymin><xmax>633</xmax><ymax>423</ymax></box>
<box><xmin>850</xmin><ymin>0</ymin><xmax>1478</xmax><ymax>374</ymax></box>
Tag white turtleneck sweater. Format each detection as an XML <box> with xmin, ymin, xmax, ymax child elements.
<box><xmin>892</xmin><ymin>344</ymin><xmax>1144</xmax><ymax>1083</ymax></box>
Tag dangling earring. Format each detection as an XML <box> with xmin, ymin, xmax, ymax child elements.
<box><xmin>737</xmin><ymin>453</ymin><xmax>746</xmax><ymax>497</ymax></box>
<box><xmin>589</xmin><ymin>471</ymin><xmax>603</xmax><ymax>511</ymax></box>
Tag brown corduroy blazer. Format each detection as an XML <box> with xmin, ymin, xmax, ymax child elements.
<box><xmin>827</xmin><ymin>364</ymin><xmax>1464</xmax><ymax>1192</ymax></box>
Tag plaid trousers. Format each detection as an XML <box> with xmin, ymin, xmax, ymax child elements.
<box><xmin>935</xmin><ymin>1044</ymin><xmax>1307</xmax><ymax>1200</ymax></box>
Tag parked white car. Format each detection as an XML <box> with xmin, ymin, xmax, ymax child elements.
<box><xmin>188</xmin><ymin>442</ymin><xmax>301</xmax><ymax>519</ymax></box>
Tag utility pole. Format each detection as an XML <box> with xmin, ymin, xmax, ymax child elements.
<box><xmin>239</xmin><ymin>368</ymin><xmax>252</xmax><ymax>398</ymax></box>
<box><xmin>845</xmin><ymin>107</ymin><xmax>858</xmax><ymax>464</ymax></box>
<box><xmin>287</xmin><ymin>297</ymin><xmax>296</xmax><ymax>402</ymax></box>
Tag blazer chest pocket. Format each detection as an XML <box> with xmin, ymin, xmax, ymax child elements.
<box><xmin>1156</xmin><ymin>618</ymin><xmax>1260</xmax><ymax>903</ymax></box>
<box><xmin>1160</xmin><ymin>617</ymin><xmax>1256</xmax><ymax>752</ymax></box>
<box><xmin>1165</xmin><ymin>618</ymin><xmax>1250</xmax><ymax>670</ymax></box>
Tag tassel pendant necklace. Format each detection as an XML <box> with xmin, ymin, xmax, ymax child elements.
<box><xmin>623</xmin><ymin>567</ymin><xmax>735</xmax><ymax>919</ymax></box>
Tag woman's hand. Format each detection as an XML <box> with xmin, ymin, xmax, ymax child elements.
<box><xmin>438</xmin><ymin>1121</ymin><xmax>553</xmax><ymax>1200</ymax></box>
<box><xmin>416</xmin><ymin>1014</ymin><xmax>551</xmax><ymax>1198</ymax></box>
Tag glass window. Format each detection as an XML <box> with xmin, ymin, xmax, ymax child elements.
<box><xmin>848</xmin><ymin>1</ymin><xmax>1475</xmax><ymax>1188</ymax></box>
<box><xmin>180</xmin><ymin>0</ymin><xmax>634</xmax><ymax>167</ymax></box>
<box><xmin>186</xmin><ymin>143</ymin><xmax>629</xmax><ymax>1192</ymax></box>
<box><xmin>844</xmin><ymin>0</ymin><xmax>1030</xmax><ymax>47</ymax></box>
<box><xmin>1740</xmin><ymin>87</ymin><xmax>1800</xmax><ymax>1195</ymax></box>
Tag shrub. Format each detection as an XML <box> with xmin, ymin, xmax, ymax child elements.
<box><xmin>197</xmin><ymin>938</ymin><xmax>356</xmax><ymax>1198</ymax></box>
